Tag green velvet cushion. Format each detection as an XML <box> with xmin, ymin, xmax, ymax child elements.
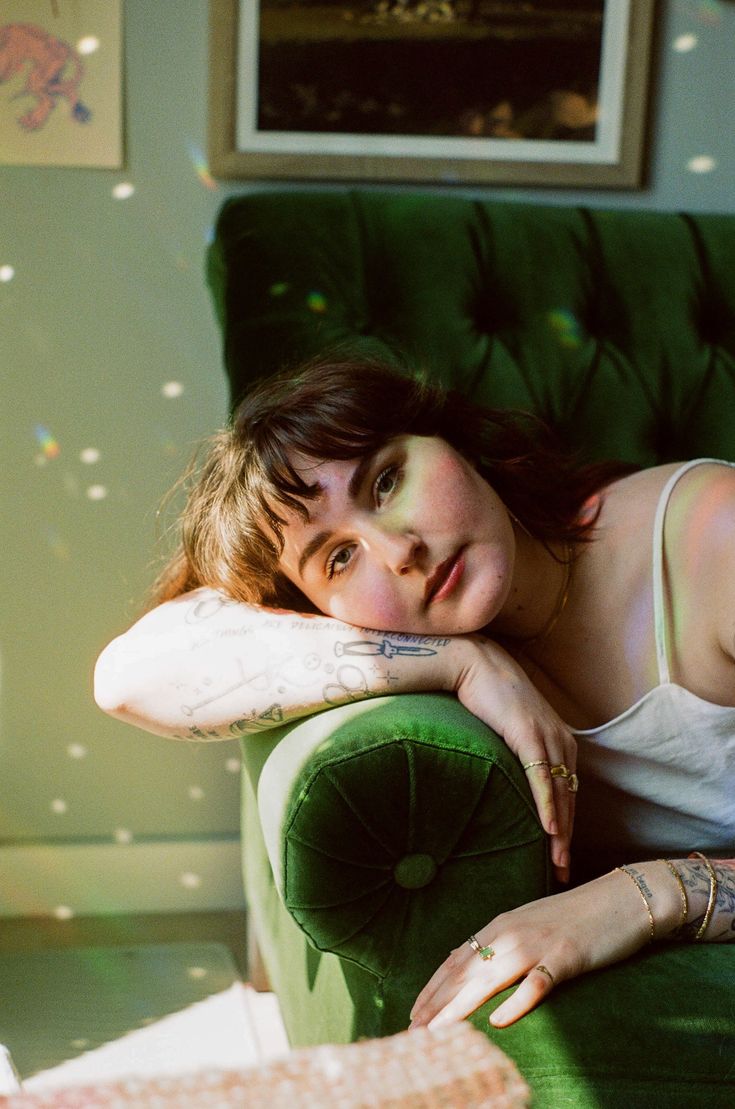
<box><xmin>208</xmin><ymin>192</ymin><xmax>735</xmax><ymax>468</ymax></box>
<box><xmin>241</xmin><ymin>697</ymin><xmax>735</xmax><ymax>1107</ymax></box>
<box><xmin>259</xmin><ymin>695</ymin><xmax>549</xmax><ymax>975</ymax></box>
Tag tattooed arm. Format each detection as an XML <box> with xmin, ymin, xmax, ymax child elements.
<box><xmin>95</xmin><ymin>586</ymin><xmax>578</xmax><ymax>877</ymax></box>
<box><xmin>94</xmin><ymin>587</ymin><xmax>456</xmax><ymax>741</ymax></box>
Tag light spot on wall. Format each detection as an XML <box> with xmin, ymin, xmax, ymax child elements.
<box><xmin>113</xmin><ymin>827</ymin><xmax>134</xmax><ymax>844</ymax></box>
<box><xmin>51</xmin><ymin>798</ymin><xmax>68</xmax><ymax>814</ymax></box>
<box><xmin>80</xmin><ymin>447</ymin><xmax>101</xmax><ymax>464</ymax></box>
<box><xmin>112</xmin><ymin>182</ymin><xmax>135</xmax><ymax>200</ymax></box>
<box><xmin>687</xmin><ymin>154</ymin><xmax>717</xmax><ymax>173</ymax></box>
<box><xmin>161</xmin><ymin>380</ymin><xmax>185</xmax><ymax>398</ymax></box>
<box><xmin>673</xmin><ymin>33</ymin><xmax>698</xmax><ymax>52</ymax></box>
<box><xmin>186</xmin><ymin>142</ymin><xmax>218</xmax><ymax>190</ymax></box>
<box><xmin>77</xmin><ymin>36</ymin><xmax>100</xmax><ymax>55</ymax></box>
<box><xmin>86</xmin><ymin>484</ymin><xmax>108</xmax><ymax>501</ymax></box>
<box><xmin>0</xmin><ymin>264</ymin><xmax>15</xmax><ymax>282</ymax></box>
<box><xmin>66</xmin><ymin>743</ymin><xmax>87</xmax><ymax>759</ymax></box>
<box><xmin>34</xmin><ymin>425</ymin><xmax>60</xmax><ymax>460</ymax></box>
<box><xmin>179</xmin><ymin>871</ymin><xmax>202</xmax><ymax>889</ymax></box>
<box><xmin>188</xmin><ymin>785</ymin><xmax>205</xmax><ymax>801</ymax></box>
<box><xmin>53</xmin><ymin>905</ymin><xmax>75</xmax><ymax>920</ymax></box>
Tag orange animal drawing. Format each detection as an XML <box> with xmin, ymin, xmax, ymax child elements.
<box><xmin>0</xmin><ymin>22</ymin><xmax>91</xmax><ymax>131</ymax></box>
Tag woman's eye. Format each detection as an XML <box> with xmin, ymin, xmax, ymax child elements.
<box><xmin>374</xmin><ymin>465</ymin><xmax>400</xmax><ymax>504</ymax></box>
<box><xmin>327</xmin><ymin>546</ymin><xmax>354</xmax><ymax>579</ymax></box>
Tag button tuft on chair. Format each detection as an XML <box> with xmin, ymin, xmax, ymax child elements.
<box><xmin>393</xmin><ymin>853</ymin><xmax>438</xmax><ymax>889</ymax></box>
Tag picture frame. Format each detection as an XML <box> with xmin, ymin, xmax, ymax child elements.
<box><xmin>209</xmin><ymin>0</ymin><xmax>655</xmax><ymax>188</ymax></box>
<box><xmin>0</xmin><ymin>0</ymin><xmax>123</xmax><ymax>168</ymax></box>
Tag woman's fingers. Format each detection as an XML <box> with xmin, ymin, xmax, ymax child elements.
<box><xmin>411</xmin><ymin>940</ymin><xmax>559</xmax><ymax>1031</ymax></box>
<box><xmin>489</xmin><ymin>965</ymin><xmax>557</xmax><ymax>1027</ymax></box>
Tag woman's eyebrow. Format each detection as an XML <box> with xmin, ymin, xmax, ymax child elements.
<box><xmin>296</xmin><ymin>451</ymin><xmax>378</xmax><ymax>578</ymax></box>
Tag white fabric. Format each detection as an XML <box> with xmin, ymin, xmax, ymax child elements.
<box><xmin>573</xmin><ymin>459</ymin><xmax>735</xmax><ymax>855</ymax></box>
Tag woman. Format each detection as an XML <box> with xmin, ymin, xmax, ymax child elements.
<box><xmin>95</xmin><ymin>359</ymin><xmax>735</xmax><ymax>1029</ymax></box>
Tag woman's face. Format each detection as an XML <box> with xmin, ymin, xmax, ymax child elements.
<box><xmin>276</xmin><ymin>435</ymin><xmax>516</xmax><ymax>635</ymax></box>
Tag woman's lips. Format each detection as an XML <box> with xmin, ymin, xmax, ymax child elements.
<box><xmin>425</xmin><ymin>548</ymin><xmax>465</xmax><ymax>604</ymax></box>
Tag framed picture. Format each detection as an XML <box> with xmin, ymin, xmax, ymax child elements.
<box><xmin>0</xmin><ymin>0</ymin><xmax>123</xmax><ymax>168</ymax></box>
<box><xmin>209</xmin><ymin>0</ymin><xmax>655</xmax><ymax>187</ymax></box>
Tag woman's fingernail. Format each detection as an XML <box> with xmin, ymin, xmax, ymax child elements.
<box><xmin>548</xmin><ymin>818</ymin><xmax>558</xmax><ymax>836</ymax></box>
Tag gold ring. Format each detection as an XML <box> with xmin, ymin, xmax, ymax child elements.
<box><xmin>535</xmin><ymin>964</ymin><xmax>555</xmax><ymax>986</ymax></box>
<box><xmin>522</xmin><ymin>760</ymin><xmax>550</xmax><ymax>772</ymax></box>
<box><xmin>467</xmin><ymin>934</ymin><xmax>495</xmax><ymax>961</ymax></box>
<box><xmin>550</xmin><ymin>764</ymin><xmax>570</xmax><ymax>779</ymax></box>
<box><xmin>567</xmin><ymin>773</ymin><xmax>579</xmax><ymax>793</ymax></box>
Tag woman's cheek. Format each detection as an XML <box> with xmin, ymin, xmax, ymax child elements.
<box><xmin>328</xmin><ymin>585</ymin><xmax>405</xmax><ymax>631</ymax></box>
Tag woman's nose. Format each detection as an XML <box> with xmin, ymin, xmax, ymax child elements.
<box><xmin>365</xmin><ymin>527</ymin><xmax>424</xmax><ymax>575</ymax></box>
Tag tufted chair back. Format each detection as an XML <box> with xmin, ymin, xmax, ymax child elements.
<box><xmin>208</xmin><ymin>191</ymin><xmax>735</xmax><ymax>467</ymax></box>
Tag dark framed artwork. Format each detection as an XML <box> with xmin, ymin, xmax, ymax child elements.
<box><xmin>209</xmin><ymin>0</ymin><xmax>655</xmax><ymax>187</ymax></box>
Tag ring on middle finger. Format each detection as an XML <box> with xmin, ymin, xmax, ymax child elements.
<box><xmin>550</xmin><ymin>763</ymin><xmax>570</xmax><ymax>779</ymax></box>
<box><xmin>467</xmin><ymin>934</ymin><xmax>495</xmax><ymax>961</ymax></box>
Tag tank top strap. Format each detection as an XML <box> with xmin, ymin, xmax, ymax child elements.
<box><xmin>652</xmin><ymin>458</ymin><xmax>733</xmax><ymax>684</ymax></box>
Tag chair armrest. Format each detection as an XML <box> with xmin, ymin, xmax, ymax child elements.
<box><xmin>247</xmin><ymin>693</ymin><xmax>552</xmax><ymax>982</ymax></box>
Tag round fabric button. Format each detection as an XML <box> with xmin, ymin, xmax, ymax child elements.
<box><xmin>393</xmin><ymin>853</ymin><xmax>437</xmax><ymax>889</ymax></box>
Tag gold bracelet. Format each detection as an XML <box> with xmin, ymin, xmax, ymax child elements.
<box><xmin>689</xmin><ymin>852</ymin><xmax>718</xmax><ymax>941</ymax></box>
<box><xmin>660</xmin><ymin>858</ymin><xmax>689</xmax><ymax>935</ymax></box>
<box><xmin>616</xmin><ymin>866</ymin><xmax>655</xmax><ymax>942</ymax></box>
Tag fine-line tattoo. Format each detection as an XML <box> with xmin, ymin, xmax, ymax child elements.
<box><xmin>335</xmin><ymin>637</ymin><xmax>438</xmax><ymax>659</ymax></box>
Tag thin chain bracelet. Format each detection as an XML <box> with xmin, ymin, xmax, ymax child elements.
<box><xmin>616</xmin><ymin>866</ymin><xmax>655</xmax><ymax>942</ymax></box>
<box><xmin>689</xmin><ymin>852</ymin><xmax>718</xmax><ymax>941</ymax></box>
<box><xmin>659</xmin><ymin>858</ymin><xmax>689</xmax><ymax>935</ymax></box>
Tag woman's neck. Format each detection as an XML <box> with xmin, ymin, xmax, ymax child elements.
<box><xmin>492</xmin><ymin>528</ymin><xmax>576</xmax><ymax>646</ymax></box>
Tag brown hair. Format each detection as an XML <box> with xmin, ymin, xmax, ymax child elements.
<box><xmin>152</xmin><ymin>358</ymin><xmax>629</xmax><ymax>611</ymax></box>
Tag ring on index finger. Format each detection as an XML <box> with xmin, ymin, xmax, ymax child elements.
<box><xmin>467</xmin><ymin>934</ymin><xmax>495</xmax><ymax>961</ymax></box>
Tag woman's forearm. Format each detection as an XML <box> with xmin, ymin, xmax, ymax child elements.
<box><xmin>94</xmin><ymin>587</ymin><xmax>462</xmax><ymax>740</ymax></box>
<box><xmin>617</xmin><ymin>856</ymin><xmax>735</xmax><ymax>943</ymax></box>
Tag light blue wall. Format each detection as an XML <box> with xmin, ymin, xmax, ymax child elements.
<box><xmin>0</xmin><ymin>0</ymin><xmax>733</xmax><ymax>909</ymax></box>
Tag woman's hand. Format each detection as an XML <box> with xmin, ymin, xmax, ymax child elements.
<box><xmin>410</xmin><ymin>864</ymin><xmax>678</xmax><ymax>1030</ymax></box>
<box><xmin>452</xmin><ymin>636</ymin><xmax>578</xmax><ymax>882</ymax></box>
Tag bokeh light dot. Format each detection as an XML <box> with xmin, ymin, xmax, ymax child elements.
<box><xmin>673</xmin><ymin>32</ymin><xmax>698</xmax><ymax>52</ymax></box>
<box><xmin>687</xmin><ymin>154</ymin><xmax>717</xmax><ymax>173</ymax></box>
<box><xmin>112</xmin><ymin>182</ymin><xmax>135</xmax><ymax>200</ymax></box>
<box><xmin>86</xmin><ymin>484</ymin><xmax>108</xmax><ymax>501</ymax></box>
<box><xmin>53</xmin><ymin>905</ymin><xmax>75</xmax><ymax>920</ymax></box>
<box><xmin>225</xmin><ymin>757</ymin><xmax>241</xmax><ymax>774</ymax></box>
<box><xmin>188</xmin><ymin>785</ymin><xmax>204</xmax><ymax>801</ymax></box>
<box><xmin>187</xmin><ymin>966</ymin><xmax>207</xmax><ymax>979</ymax></box>
<box><xmin>0</xmin><ymin>265</ymin><xmax>15</xmax><ymax>282</ymax></box>
<box><xmin>114</xmin><ymin>827</ymin><xmax>133</xmax><ymax>845</ymax></box>
<box><xmin>66</xmin><ymin>743</ymin><xmax>87</xmax><ymax>759</ymax></box>
<box><xmin>161</xmin><ymin>381</ymin><xmax>184</xmax><ymax>398</ymax></box>
<box><xmin>80</xmin><ymin>447</ymin><xmax>100</xmax><ymax>464</ymax></box>
<box><xmin>70</xmin><ymin>1039</ymin><xmax>91</xmax><ymax>1050</ymax></box>
<box><xmin>77</xmin><ymin>35</ymin><xmax>100</xmax><ymax>55</ymax></box>
<box><xmin>179</xmin><ymin>871</ymin><xmax>202</xmax><ymax>889</ymax></box>
<box><xmin>51</xmin><ymin>798</ymin><xmax>68</xmax><ymax>814</ymax></box>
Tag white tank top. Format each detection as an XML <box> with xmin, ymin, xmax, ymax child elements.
<box><xmin>572</xmin><ymin>459</ymin><xmax>735</xmax><ymax>860</ymax></box>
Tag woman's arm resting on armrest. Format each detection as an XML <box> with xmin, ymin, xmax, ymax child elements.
<box><xmin>94</xmin><ymin>587</ymin><xmax>576</xmax><ymax>879</ymax></box>
<box><xmin>94</xmin><ymin>587</ymin><xmax>464</xmax><ymax>741</ymax></box>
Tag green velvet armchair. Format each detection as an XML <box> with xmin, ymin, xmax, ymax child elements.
<box><xmin>207</xmin><ymin>191</ymin><xmax>735</xmax><ymax>1107</ymax></box>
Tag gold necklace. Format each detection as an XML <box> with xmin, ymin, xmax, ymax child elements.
<box><xmin>515</xmin><ymin>541</ymin><xmax>573</xmax><ymax>646</ymax></box>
